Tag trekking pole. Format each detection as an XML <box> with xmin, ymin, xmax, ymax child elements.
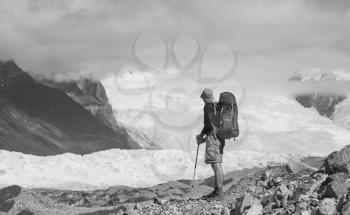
<box><xmin>191</xmin><ymin>144</ymin><xmax>200</xmax><ymax>196</ymax></box>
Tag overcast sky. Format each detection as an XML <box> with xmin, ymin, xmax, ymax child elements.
<box><xmin>1</xmin><ymin>0</ymin><xmax>350</xmax><ymax>95</ymax></box>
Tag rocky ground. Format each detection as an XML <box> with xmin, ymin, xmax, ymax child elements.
<box><xmin>1</xmin><ymin>145</ymin><xmax>350</xmax><ymax>215</ymax></box>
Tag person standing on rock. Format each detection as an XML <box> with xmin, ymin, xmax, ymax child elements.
<box><xmin>197</xmin><ymin>88</ymin><xmax>225</xmax><ymax>200</ymax></box>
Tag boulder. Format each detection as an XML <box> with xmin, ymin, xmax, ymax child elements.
<box><xmin>262</xmin><ymin>202</ymin><xmax>275</xmax><ymax>214</ymax></box>
<box><xmin>245</xmin><ymin>202</ymin><xmax>263</xmax><ymax>215</ymax></box>
<box><xmin>340</xmin><ymin>201</ymin><xmax>350</xmax><ymax>215</ymax></box>
<box><xmin>153</xmin><ymin>197</ymin><xmax>167</xmax><ymax>205</ymax></box>
<box><xmin>0</xmin><ymin>185</ymin><xmax>22</xmax><ymax>203</ymax></box>
<box><xmin>234</xmin><ymin>193</ymin><xmax>262</xmax><ymax>215</ymax></box>
<box><xmin>310</xmin><ymin>205</ymin><xmax>320</xmax><ymax>215</ymax></box>
<box><xmin>307</xmin><ymin>174</ymin><xmax>327</xmax><ymax>196</ymax></box>
<box><xmin>298</xmin><ymin>194</ymin><xmax>310</xmax><ymax>203</ymax></box>
<box><xmin>0</xmin><ymin>199</ymin><xmax>14</xmax><ymax>212</ymax></box>
<box><xmin>16</xmin><ymin>209</ymin><xmax>35</xmax><ymax>215</ymax></box>
<box><xmin>298</xmin><ymin>201</ymin><xmax>309</xmax><ymax>210</ymax></box>
<box><xmin>300</xmin><ymin>210</ymin><xmax>311</xmax><ymax>215</ymax></box>
<box><xmin>72</xmin><ymin>198</ymin><xmax>91</xmax><ymax>207</ymax></box>
<box><xmin>293</xmin><ymin>185</ymin><xmax>313</xmax><ymax>201</ymax></box>
<box><xmin>319</xmin><ymin>198</ymin><xmax>337</xmax><ymax>215</ymax></box>
<box><xmin>277</xmin><ymin>184</ymin><xmax>292</xmax><ymax>199</ymax></box>
<box><xmin>0</xmin><ymin>185</ymin><xmax>22</xmax><ymax>212</ymax></box>
<box><xmin>324</xmin><ymin>145</ymin><xmax>350</xmax><ymax>174</ymax></box>
<box><xmin>106</xmin><ymin>187</ymin><xmax>156</xmax><ymax>204</ymax></box>
<box><xmin>287</xmin><ymin>160</ymin><xmax>317</xmax><ymax>174</ymax></box>
<box><xmin>321</xmin><ymin>173</ymin><xmax>350</xmax><ymax>198</ymax></box>
<box><xmin>80</xmin><ymin>205</ymin><xmax>128</xmax><ymax>215</ymax></box>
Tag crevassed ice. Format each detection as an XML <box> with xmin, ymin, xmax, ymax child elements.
<box><xmin>0</xmin><ymin>149</ymin><xmax>295</xmax><ymax>190</ymax></box>
<box><xmin>0</xmin><ymin>94</ymin><xmax>348</xmax><ymax>190</ymax></box>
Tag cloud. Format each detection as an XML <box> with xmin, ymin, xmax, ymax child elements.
<box><xmin>0</xmin><ymin>0</ymin><xmax>349</xmax><ymax>94</ymax></box>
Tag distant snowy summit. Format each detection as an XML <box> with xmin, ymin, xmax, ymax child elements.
<box><xmin>289</xmin><ymin>68</ymin><xmax>350</xmax><ymax>82</ymax></box>
<box><xmin>289</xmin><ymin>68</ymin><xmax>349</xmax><ymax>129</ymax></box>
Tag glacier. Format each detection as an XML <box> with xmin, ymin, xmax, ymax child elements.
<box><xmin>1</xmin><ymin>69</ymin><xmax>350</xmax><ymax>191</ymax></box>
<box><xmin>1</xmin><ymin>94</ymin><xmax>349</xmax><ymax>190</ymax></box>
<box><xmin>334</xmin><ymin>98</ymin><xmax>350</xmax><ymax>129</ymax></box>
<box><xmin>0</xmin><ymin>148</ymin><xmax>292</xmax><ymax>191</ymax></box>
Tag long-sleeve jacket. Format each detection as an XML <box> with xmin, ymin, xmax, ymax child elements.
<box><xmin>200</xmin><ymin>102</ymin><xmax>217</xmax><ymax>136</ymax></box>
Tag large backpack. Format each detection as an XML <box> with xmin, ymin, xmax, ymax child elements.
<box><xmin>216</xmin><ymin>92</ymin><xmax>239</xmax><ymax>140</ymax></box>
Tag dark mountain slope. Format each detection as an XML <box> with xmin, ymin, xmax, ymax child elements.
<box><xmin>0</xmin><ymin>60</ymin><xmax>131</xmax><ymax>155</ymax></box>
<box><xmin>0</xmin><ymin>97</ymin><xmax>71</xmax><ymax>155</ymax></box>
<box><xmin>0</xmin><ymin>59</ymin><xmax>34</xmax><ymax>88</ymax></box>
<box><xmin>41</xmin><ymin>78</ymin><xmax>119</xmax><ymax>130</ymax></box>
<box><xmin>40</xmin><ymin>78</ymin><xmax>159</xmax><ymax>149</ymax></box>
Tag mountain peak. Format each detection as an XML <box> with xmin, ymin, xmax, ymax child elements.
<box><xmin>1</xmin><ymin>60</ymin><xmax>22</xmax><ymax>75</ymax></box>
<box><xmin>0</xmin><ymin>60</ymin><xmax>142</xmax><ymax>155</ymax></box>
<box><xmin>289</xmin><ymin>68</ymin><xmax>350</xmax><ymax>82</ymax></box>
<box><xmin>0</xmin><ymin>60</ymin><xmax>35</xmax><ymax>88</ymax></box>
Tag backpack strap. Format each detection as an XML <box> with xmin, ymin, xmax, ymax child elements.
<box><xmin>231</xmin><ymin>102</ymin><xmax>234</xmax><ymax>116</ymax></box>
<box><xmin>213</xmin><ymin>102</ymin><xmax>216</xmax><ymax>116</ymax></box>
<box><xmin>207</xmin><ymin>100</ymin><xmax>217</xmax><ymax>115</ymax></box>
<box><xmin>220</xmin><ymin>106</ymin><xmax>223</xmax><ymax>125</ymax></box>
<box><xmin>207</xmin><ymin>101</ymin><xmax>218</xmax><ymax>138</ymax></box>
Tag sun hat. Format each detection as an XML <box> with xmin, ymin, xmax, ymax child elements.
<box><xmin>200</xmin><ymin>88</ymin><xmax>214</xmax><ymax>102</ymax></box>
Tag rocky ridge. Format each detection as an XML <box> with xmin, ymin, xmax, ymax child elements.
<box><xmin>295</xmin><ymin>93</ymin><xmax>346</xmax><ymax>118</ymax></box>
<box><xmin>2</xmin><ymin>145</ymin><xmax>350</xmax><ymax>214</ymax></box>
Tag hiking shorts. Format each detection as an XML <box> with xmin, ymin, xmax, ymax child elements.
<box><xmin>204</xmin><ymin>133</ymin><xmax>224</xmax><ymax>164</ymax></box>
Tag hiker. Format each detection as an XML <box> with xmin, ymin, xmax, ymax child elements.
<box><xmin>196</xmin><ymin>88</ymin><xmax>225</xmax><ymax>199</ymax></box>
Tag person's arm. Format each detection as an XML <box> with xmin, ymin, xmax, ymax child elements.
<box><xmin>200</xmin><ymin>103</ymin><xmax>213</xmax><ymax>137</ymax></box>
<box><xmin>197</xmin><ymin>121</ymin><xmax>208</xmax><ymax>145</ymax></box>
<box><xmin>207</xmin><ymin>103</ymin><xmax>217</xmax><ymax>135</ymax></box>
<box><xmin>208</xmin><ymin>107</ymin><xmax>217</xmax><ymax>129</ymax></box>
<box><xmin>200</xmin><ymin>124</ymin><xmax>210</xmax><ymax>137</ymax></box>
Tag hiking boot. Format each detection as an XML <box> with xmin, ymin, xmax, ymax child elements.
<box><xmin>207</xmin><ymin>193</ymin><xmax>225</xmax><ymax>201</ymax></box>
<box><xmin>201</xmin><ymin>190</ymin><xmax>217</xmax><ymax>199</ymax></box>
<box><xmin>203</xmin><ymin>192</ymin><xmax>225</xmax><ymax>201</ymax></box>
<box><xmin>202</xmin><ymin>188</ymin><xmax>224</xmax><ymax>200</ymax></box>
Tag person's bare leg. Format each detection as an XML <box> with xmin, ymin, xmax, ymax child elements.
<box><xmin>212</xmin><ymin>163</ymin><xmax>224</xmax><ymax>194</ymax></box>
<box><xmin>211</xmin><ymin>164</ymin><xmax>217</xmax><ymax>192</ymax></box>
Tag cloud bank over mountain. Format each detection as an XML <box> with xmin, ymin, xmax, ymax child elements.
<box><xmin>0</xmin><ymin>0</ymin><xmax>350</xmax><ymax>95</ymax></box>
